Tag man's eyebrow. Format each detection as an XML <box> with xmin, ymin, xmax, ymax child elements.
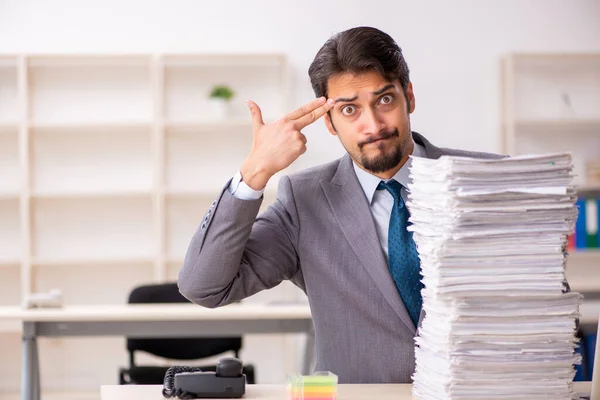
<box><xmin>333</xmin><ymin>84</ymin><xmax>396</xmax><ymax>103</ymax></box>
<box><xmin>372</xmin><ymin>84</ymin><xmax>395</xmax><ymax>96</ymax></box>
<box><xmin>334</xmin><ymin>95</ymin><xmax>358</xmax><ymax>103</ymax></box>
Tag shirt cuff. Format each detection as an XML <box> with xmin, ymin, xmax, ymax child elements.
<box><xmin>228</xmin><ymin>170</ymin><xmax>264</xmax><ymax>200</ymax></box>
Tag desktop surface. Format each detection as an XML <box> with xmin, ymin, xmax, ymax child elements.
<box><xmin>0</xmin><ymin>302</ymin><xmax>312</xmax><ymax>322</ymax></box>
<box><xmin>101</xmin><ymin>384</ymin><xmax>412</xmax><ymax>400</ymax></box>
<box><xmin>101</xmin><ymin>382</ymin><xmax>592</xmax><ymax>400</ymax></box>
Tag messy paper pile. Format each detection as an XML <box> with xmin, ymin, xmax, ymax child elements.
<box><xmin>407</xmin><ymin>153</ymin><xmax>582</xmax><ymax>400</ymax></box>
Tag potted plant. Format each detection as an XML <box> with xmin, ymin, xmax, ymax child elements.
<box><xmin>208</xmin><ymin>84</ymin><xmax>235</xmax><ymax>119</ymax></box>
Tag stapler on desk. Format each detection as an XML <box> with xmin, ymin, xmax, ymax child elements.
<box><xmin>162</xmin><ymin>357</ymin><xmax>246</xmax><ymax>399</ymax></box>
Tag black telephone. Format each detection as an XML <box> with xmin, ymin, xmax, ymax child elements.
<box><xmin>162</xmin><ymin>357</ymin><xmax>246</xmax><ymax>399</ymax></box>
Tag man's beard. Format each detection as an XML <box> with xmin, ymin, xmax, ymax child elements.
<box><xmin>358</xmin><ymin>128</ymin><xmax>408</xmax><ymax>173</ymax></box>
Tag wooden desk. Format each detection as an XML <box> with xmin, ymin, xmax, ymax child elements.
<box><xmin>101</xmin><ymin>382</ymin><xmax>593</xmax><ymax>400</ymax></box>
<box><xmin>0</xmin><ymin>303</ymin><xmax>313</xmax><ymax>400</ymax></box>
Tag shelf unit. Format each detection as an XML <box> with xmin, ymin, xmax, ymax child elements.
<box><xmin>0</xmin><ymin>56</ymin><xmax>22</xmax><ymax>350</ymax></box>
<box><xmin>501</xmin><ymin>53</ymin><xmax>600</xmax><ymax>186</ymax></box>
<box><xmin>0</xmin><ymin>56</ymin><xmax>23</xmax><ymax>340</ymax></box>
<box><xmin>577</xmin><ymin>185</ymin><xmax>600</xmax><ymax>197</ymax></box>
<box><xmin>566</xmin><ymin>249</ymin><xmax>600</xmax><ymax>295</ymax></box>
<box><xmin>0</xmin><ymin>53</ymin><xmax>289</xmax><ymax>307</ymax></box>
<box><xmin>0</xmin><ymin>53</ymin><xmax>296</xmax><ymax>393</ymax></box>
<box><xmin>501</xmin><ymin>52</ymin><xmax>600</xmax><ymax>288</ymax></box>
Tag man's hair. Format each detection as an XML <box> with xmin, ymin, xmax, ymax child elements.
<box><xmin>308</xmin><ymin>26</ymin><xmax>411</xmax><ymax>99</ymax></box>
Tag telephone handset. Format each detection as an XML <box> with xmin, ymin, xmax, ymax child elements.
<box><xmin>162</xmin><ymin>357</ymin><xmax>246</xmax><ymax>399</ymax></box>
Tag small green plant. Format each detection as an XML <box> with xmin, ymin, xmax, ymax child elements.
<box><xmin>209</xmin><ymin>85</ymin><xmax>235</xmax><ymax>101</ymax></box>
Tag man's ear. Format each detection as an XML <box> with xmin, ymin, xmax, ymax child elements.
<box><xmin>324</xmin><ymin>112</ymin><xmax>337</xmax><ymax>136</ymax></box>
<box><xmin>406</xmin><ymin>82</ymin><xmax>416</xmax><ymax>114</ymax></box>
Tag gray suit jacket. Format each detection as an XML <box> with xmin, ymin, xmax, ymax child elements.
<box><xmin>178</xmin><ymin>132</ymin><xmax>503</xmax><ymax>383</ymax></box>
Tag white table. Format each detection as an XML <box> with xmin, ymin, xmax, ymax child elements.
<box><xmin>101</xmin><ymin>384</ymin><xmax>412</xmax><ymax>400</ymax></box>
<box><xmin>4</xmin><ymin>300</ymin><xmax>599</xmax><ymax>400</ymax></box>
<box><xmin>100</xmin><ymin>382</ymin><xmax>593</xmax><ymax>400</ymax></box>
<box><xmin>0</xmin><ymin>303</ymin><xmax>313</xmax><ymax>400</ymax></box>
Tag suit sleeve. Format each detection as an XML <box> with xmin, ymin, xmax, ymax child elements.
<box><xmin>177</xmin><ymin>175</ymin><xmax>301</xmax><ymax>308</ymax></box>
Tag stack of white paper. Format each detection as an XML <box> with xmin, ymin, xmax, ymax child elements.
<box><xmin>407</xmin><ymin>153</ymin><xmax>583</xmax><ymax>400</ymax></box>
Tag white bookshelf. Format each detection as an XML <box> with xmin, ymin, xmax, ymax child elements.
<box><xmin>501</xmin><ymin>53</ymin><xmax>600</xmax><ymax>185</ymax></box>
<box><xmin>2</xmin><ymin>52</ymin><xmax>289</xmax><ymax>300</ymax></box>
<box><xmin>501</xmin><ymin>52</ymin><xmax>600</xmax><ymax>282</ymax></box>
<box><xmin>0</xmin><ymin>53</ymin><xmax>295</xmax><ymax>394</ymax></box>
<box><xmin>0</xmin><ymin>56</ymin><xmax>19</xmax><ymax>124</ymax></box>
<box><xmin>0</xmin><ymin>56</ymin><xmax>22</xmax><ymax>329</ymax></box>
<box><xmin>0</xmin><ymin>198</ymin><xmax>20</xmax><ymax>265</ymax></box>
<box><xmin>0</xmin><ymin>57</ymin><xmax>20</xmax><ymax>200</ymax></box>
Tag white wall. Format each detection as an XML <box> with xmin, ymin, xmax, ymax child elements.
<box><xmin>0</xmin><ymin>0</ymin><xmax>599</xmax><ymax>393</ymax></box>
<box><xmin>1</xmin><ymin>0</ymin><xmax>599</xmax><ymax>159</ymax></box>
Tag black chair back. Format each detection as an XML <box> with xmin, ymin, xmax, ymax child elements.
<box><xmin>126</xmin><ymin>283</ymin><xmax>242</xmax><ymax>361</ymax></box>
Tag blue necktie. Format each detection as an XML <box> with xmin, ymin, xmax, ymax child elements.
<box><xmin>377</xmin><ymin>179</ymin><xmax>423</xmax><ymax>327</ymax></box>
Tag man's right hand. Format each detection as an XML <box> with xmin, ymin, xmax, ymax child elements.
<box><xmin>239</xmin><ymin>96</ymin><xmax>335</xmax><ymax>190</ymax></box>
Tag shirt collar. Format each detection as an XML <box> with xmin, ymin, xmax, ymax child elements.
<box><xmin>353</xmin><ymin>138</ymin><xmax>426</xmax><ymax>204</ymax></box>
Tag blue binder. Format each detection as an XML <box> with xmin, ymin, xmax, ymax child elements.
<box><xmin>575</xmin><ymin>198</ymin><xmax>587</xmax><ymax>249</ymax></box>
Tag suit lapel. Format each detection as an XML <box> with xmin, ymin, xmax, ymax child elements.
<box><xmin>321</xmin><ymin>154</ymin><xmax>416</xmax><ymax>336</ymax></box>
<box><xmin>413</xmin><ymin>131</ymin><xmax>444</xmax><ymax>159</ymax></box>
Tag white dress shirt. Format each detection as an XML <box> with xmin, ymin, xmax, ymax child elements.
<box><xmin>228</xmin><ymin>169</ymin><xmax>264</xmax><ymax>200</ymax></box>
<box><xmin>352</xmin><ymin>141</ymin><xmax>426</xmax><ymax>259</ymax></box>
<box><xmin>228</xmin><ymin>140</ymin><xmax>427</xmax><ymax>260</ymax></box>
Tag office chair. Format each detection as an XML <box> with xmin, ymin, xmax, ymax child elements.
<box><xmin>575</xmin><ymin>325</ymin><xmax>590</xmax><ymax>381</ymax></box>
<box><xmin>118</xmin><ymin>282</ymin><xmax>255</xmax><ymax>384</ymax></box>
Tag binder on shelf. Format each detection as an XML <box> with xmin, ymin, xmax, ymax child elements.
<box><xmin>586</xmin><ymin>199</ymin><xmax>598</xmax><ymax>249</ymax></box>
<box><xmin>575</xmin><ymin>198</ymin><xmax>588</xmax><ymax>249</ymax></box>
<box><xmin>568</xmin><ymin>233</ymin><xmax>575</xmax><ymax>251</ymax></box>
<box><xmin>573</xmin><ymin>197</ymin><xmax>600</xmax><ymax>250</ymax></box>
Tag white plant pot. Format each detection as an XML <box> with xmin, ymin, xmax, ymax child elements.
<box><xmin>209</xmin><ymin>98</ymin><xmax>229</xmax><ymax>120</ymax></box>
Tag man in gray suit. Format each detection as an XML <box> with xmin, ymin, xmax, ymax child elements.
<box><xmin>178</xmin><ymin>26</ymin><xmax>501</xmax><ymax>383</ymax></box>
